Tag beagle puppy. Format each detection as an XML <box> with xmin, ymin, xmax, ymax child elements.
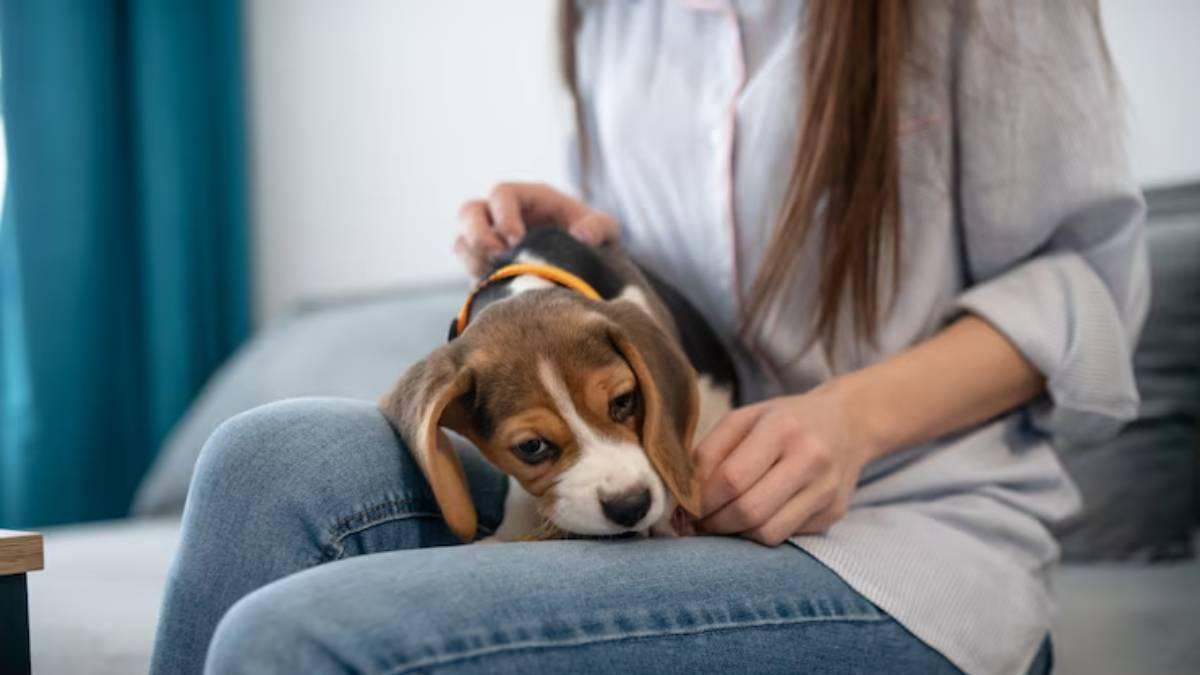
<box><xmin>379</xmin><ymin>228</ymin><xmax>738</xmax><ymax>542</ymax></box>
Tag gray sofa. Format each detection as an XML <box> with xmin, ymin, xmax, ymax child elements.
<box><xmin>29</xmin><ymin>188</ymin><xmax>1200</xmax><ymax>674</ymax></box>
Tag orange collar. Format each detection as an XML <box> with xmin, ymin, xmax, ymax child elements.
<box><xmin>453</xmin><ymin>263</ymin><xmax>602</xmax><ymax>337</ymax></box>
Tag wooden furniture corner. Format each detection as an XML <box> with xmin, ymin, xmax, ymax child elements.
<box><xmin>0</xmin><ymin>530</ymin><xmax>43</xmax><ymax>576</ymax></box>
<box><xmin>1</xmin><ymin>529</ymin><xmax>43</xmax><ymax>675</ymax></box>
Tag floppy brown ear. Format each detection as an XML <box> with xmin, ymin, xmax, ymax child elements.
<box><xmin>378</xmin><ymin>345</ymin><xmax>478</xmax><ymax>542</ymax></box>
<box><xmin>604</xmin><ymin>304</ymin><xmax>701</xmax><ymax>516</ymax></box>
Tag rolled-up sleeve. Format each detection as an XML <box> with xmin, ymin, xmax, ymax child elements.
<box><xmin>951</xmin><ymin>0</ymin><xmax>1150</xmax><ymax>442</ymax></box>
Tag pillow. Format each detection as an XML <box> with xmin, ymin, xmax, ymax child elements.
<box><xmin>1053</xmin><ymin>189</ymin><xmax>1200</xmax><ymax>561</ymax></box>
<box><xmin>132</xmin><ymin>286</ymin><xmax>463</xmax><ymax>516</ymax></box>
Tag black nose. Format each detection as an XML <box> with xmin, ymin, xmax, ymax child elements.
<box><xmin>600</xmin><ymin>487</ymin><xmax>652</xmax><ymax>528</ymax></box>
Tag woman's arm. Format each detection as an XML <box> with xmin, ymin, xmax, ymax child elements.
<box><xmin>692</xmin><ymin>314</ymin><xmax>1044</xmax><ymax>546</ymax></box>
<box><xmin>835</xmin><ymin>314</ymin><xmax>1043</xmax><ymax>465</ymax></box>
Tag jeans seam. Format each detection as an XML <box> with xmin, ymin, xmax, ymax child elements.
<box><xmin>379</xmin><ymin>612</ymin><xmax>890</xmax><ymax>675</ymax></box>
<box><xmin>322</xmin><ymin>498</ymin><xmax>497</xmax><ymax>561</ymax></box>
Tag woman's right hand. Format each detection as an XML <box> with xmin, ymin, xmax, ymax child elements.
<box><xmin>455</xmin><ymin>182</ymin><xmax>620</xmax><ymax>278</ymax></box>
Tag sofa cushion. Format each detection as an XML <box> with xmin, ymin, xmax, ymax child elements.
<box><xmin>132</xmin><ymin>287</ymin><xmax>463</xmax><ymax>516</ymax></box>
<box><xmin>1053</xmin><ymin>186</ymin><xmax>1200</xmax><ymax>561</ymax></box>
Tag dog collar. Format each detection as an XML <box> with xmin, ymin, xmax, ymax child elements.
<box><xmin>452</xmin><ymin>262</ymin><xmax>602</xmax><ymax>338</ymax></box>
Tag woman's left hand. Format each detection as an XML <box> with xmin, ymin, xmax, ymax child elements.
<box><xmin>693</xmin><ymin>385</ymin><xmax>876</xmax><ymax>546</ymax></box>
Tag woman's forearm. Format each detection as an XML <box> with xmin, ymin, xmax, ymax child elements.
<box><xmin>829</xmin><ymin>314</ymin><xmax>1045</xmax><ymax>462</ymax></box>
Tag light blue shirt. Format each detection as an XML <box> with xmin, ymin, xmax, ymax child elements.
<box><xmin>570</xmin><ymin>1</ymin><xmax>1149</xmax><ymax>673</ymax></box>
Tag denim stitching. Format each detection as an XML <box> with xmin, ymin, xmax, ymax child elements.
<box><xmin>326</xmin><ymin>512</ymin><xmax>444</xmax><ymax>561</ymax></box>
<box><xmin>331</xmin><ymin>496</ymin><xmax>438</xmax><ymax>533</ymax></box>
<box><xmin>380</xmin><ymin>612</ymin><xmax>890</xmax><ymax>675</ymax></box>
<box><xmin>321</xmin><ymin>497</ymin><xmax>434</xmax><ymax>561</ymax></box>
<box><xmin>321</xmin><ymin>498</ymin><xmax>497</xmax><ymax>561</ymax></box>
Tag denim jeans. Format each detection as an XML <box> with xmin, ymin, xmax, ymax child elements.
<box><xmin>151</xmin><ymin>398</ymin><xmax>1051</xmax><ymax>674</ymax></box>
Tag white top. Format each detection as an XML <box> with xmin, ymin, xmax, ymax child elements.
<box><xmin>569</xmin><ymin>1</ymin><xmax>1149</xmax><ymax>673</ymax></box>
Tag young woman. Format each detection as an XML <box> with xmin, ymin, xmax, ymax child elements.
<box><xmin>151</xmin><ymin>2</ymin><xmax>1146</xmax><ymax>673</ymax></box>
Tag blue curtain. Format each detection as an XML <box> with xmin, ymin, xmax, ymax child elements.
<box><xmin>0</xmin><ymin>0</ymin><xmax>249</xmax><ymax>528</ymax></box>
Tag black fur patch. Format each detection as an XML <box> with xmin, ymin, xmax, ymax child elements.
<box><xmin>468</xmin><ymin>386</ymin><xmax>494</xmax><ymax>440</ymax></box>
<box><xmin>637</xmin><ymin>264</ymin><xmax>740</xmax><ymax>403</ymax></box>
<box><xmin>491</xmin><ymin>227</ymin><xmax>627</xmax><ymax>300</ymax></box>
<box><xmin>467</xmin><ymin>228</ymin><xmax>741</xmax><ymax>404</ymax></box>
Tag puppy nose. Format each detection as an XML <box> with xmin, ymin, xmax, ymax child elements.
<box><xmin>600</xmin><ymin>487</ymin><xmax>652</xmax><ymax>528</ymax></box>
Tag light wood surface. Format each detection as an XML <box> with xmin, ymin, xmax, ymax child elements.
<box><xmin>0</xmin><ymin>530</ymin><xmax>44</xmax><ymax>576</ymax></box>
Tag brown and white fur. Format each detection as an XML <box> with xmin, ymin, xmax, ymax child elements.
<box><xmin>379</xmin><ymin>229</ymin><xmax>738</xmax><ymax>542</ymax></box>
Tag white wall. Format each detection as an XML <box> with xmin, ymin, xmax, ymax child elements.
<box><xmin>245</xmin><ymin>0</ymin><xmax>1200</xmax><ymax>323</ymax></box>
<box><xmin>1101</xmin><ymin>0</ymin><xmax>1200</xmax><ymax>189</ymax></box>
<box><xmin>245</xmin><ymin>0</ymin><xmax>570</xmax><ymax>323</ymax></box>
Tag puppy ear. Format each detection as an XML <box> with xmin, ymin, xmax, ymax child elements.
<box><xmin>378</xmin><ymin>345</ymin><xmax>477</xmax><ymax>541</ymax></box>
<box><xmin>604</xmin><ymin>304</ymin><xmax>701</xmax><ymax>516</ymax></box>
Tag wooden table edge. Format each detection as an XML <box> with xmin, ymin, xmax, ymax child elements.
<box><xmin>0</xmin><ymin>530</ymin><xmax>44</xmax><ymax>576</ymax></box>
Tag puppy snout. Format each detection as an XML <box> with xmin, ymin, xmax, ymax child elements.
<box><xmin>600</xmin><ymin>486</ymin><xmax>652</xmax><ymax>528</ymax></box>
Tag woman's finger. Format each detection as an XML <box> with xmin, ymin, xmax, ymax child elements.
<box><xmin>523</xmin><ymin>182</ymin><xmax>590</xmax><ymax>224</ymax></box>
<box><xmin>452</xmin><ymin>235</ymin><xmax>489</xmax><ymax>279</ymax></box>
<box><xmin>743</xmin><ymin>474</ymin><xmax>839</xmax><ymax>547</ymax></box>
<box><xmin>698</xmin><ymin>448</ymin><xmax>814</xmax><ymax>534</ymax></box>
<box><xmin>792</xmin><ymin>497</ymin><xmax>846</xmax><ymax>536</ymax></box>
<box><xmin>458</xmin><ymin>200</ymin><xmax>506</xmax><ymax>258</ymax></box>
<box><xmin>697</xmin><ymin>408</ymin><xmax>783</xmax><ymax>517</ymax></box>
<box><xmin>568</xmin><ymin>212</ymin><xmax>619</xmax><ymax>246</ymax></box>
<box><xmin>693</xmin><ymin>405</ymin><xmax>763</xmax><ymax>483</ymax></box>
<box><xmin>487</xmin><ymin>184</ymin><xmax>529</xmax><ymax>246</ymax></box>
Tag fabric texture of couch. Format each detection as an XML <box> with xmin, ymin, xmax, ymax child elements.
<box><xmin>1053</xmin><ymin>187</ymin><xmax>1200</xmax><ymax>560</ymax></box>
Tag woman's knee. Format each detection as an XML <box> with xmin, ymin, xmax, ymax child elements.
<box><xmin>205</xmin><ymin>583</ymin><xmax>333</xmax><ymax>674</ymax></box>
<box><xmin>188</xmin><ymin>397</ymin><xmax>413</xmax><ymax>510</ymax></box>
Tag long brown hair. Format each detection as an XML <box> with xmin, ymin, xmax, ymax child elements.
<box><xmin>750</xmin><ymin>1</ymin><xmax>912</xmax><ymax>350</ymax></box>
<box><xmin>560</xmin><ymin>2</ymin><xmax>1119</xmax><ymax>355</ymax></box>
<box><xmin>559</xmin><ymin>1</ymin><xmax>913</xmax><ymax>351</ymax></box>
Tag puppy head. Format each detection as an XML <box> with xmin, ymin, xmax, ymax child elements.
<box><xmin>378</xmin><ymin>290</ymin><xmax>699</xmax><ymax>541</ymax></box>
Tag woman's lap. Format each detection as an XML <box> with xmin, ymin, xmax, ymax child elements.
<box><xmin>152</xmin><ymin>397</ymin><xmax>508</xmax><ymax>673</ymax></box>
<box><xmin>151</xmin><ymin>397</ymin><xmax>962</xmax><ymax>674</ymax></box>
<box><xmin>208</xmin><ymin>537</ymin><xmax>957</xmax><ymax>675</ymax></box>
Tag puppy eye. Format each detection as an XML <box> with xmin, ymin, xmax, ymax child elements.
<box><xmin>512</xmin><ymin>437</ymin><xmax>558</xmax><ymax>464</ymax></box>
<box><xmin>609</xmin><ymin>390</ymin><xmax>638</xmax><ymax>423</ymax></box>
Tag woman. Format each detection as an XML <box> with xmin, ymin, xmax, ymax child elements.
<box><xmin>152</xmin><ymin>1</ymin><xmax>1146</xmax><ymax>673</ymax></box>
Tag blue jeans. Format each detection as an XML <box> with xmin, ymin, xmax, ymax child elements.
<box><xmin>151</xmin><ymin>398</ymin><xmax>1049</xmax><ymax>674</ymax></box>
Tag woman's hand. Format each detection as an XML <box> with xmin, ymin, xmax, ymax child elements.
<box><xmin>693</xmin><ymin>385</ymin><xmax>876</xmax><ymax>547</ymax></box>
<box><xmin>691</xmin><ymin>315</ymin><xmax>1046</xmax><ymax>547</ymax></box>
<box><xmin>454</xmin><ymin>182</ymin><xmax>620</xmax><ymax>278</ymax></box>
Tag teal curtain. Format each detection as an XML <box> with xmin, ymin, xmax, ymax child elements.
<box><xmin>0</xmin><ymin>0</ymin><xmax>249</xmax><ymax>528</ymax></box>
